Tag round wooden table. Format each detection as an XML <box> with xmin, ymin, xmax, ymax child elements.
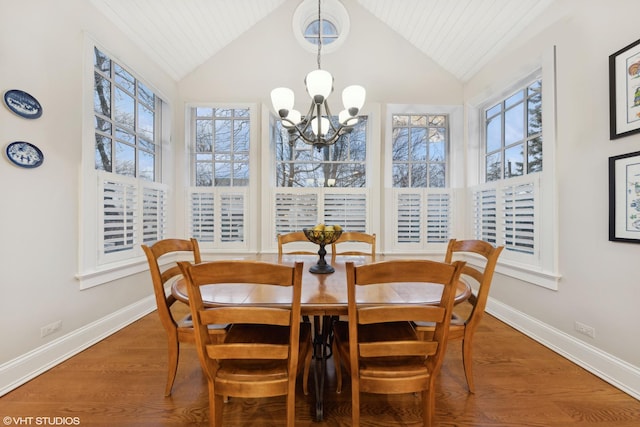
<box><xmin>171</xmin><ymin>253</ymin><xmax>471</xmax><ymax>315</ymax></box>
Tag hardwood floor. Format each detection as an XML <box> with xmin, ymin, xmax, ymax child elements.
<box><xmin>1</xmin><ymin>303</ymin><xmax>638</xmax><ymax>426</ymax></box>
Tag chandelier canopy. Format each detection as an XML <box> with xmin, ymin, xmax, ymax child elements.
<box><xmin>271</xmin><ymin>0</ymin><xmax>366</xmax><ymax>149</ymax></box>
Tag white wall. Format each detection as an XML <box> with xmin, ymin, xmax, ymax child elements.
<box><xmin>465</xmin><ymin>0</ymin><xmax>640</xmax><ymax>396</ymax></box>
<box><xmin>1</xmin><ymin>0</ymin><xmax>639</xmax><ymax>399</ymax></box>
<box><xmin>0</xmin><ymin>0</ymin><xmax>177</xmax><ymax>393</ymax></box>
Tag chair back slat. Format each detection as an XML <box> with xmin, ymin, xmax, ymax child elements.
<box><xmin>358</xmin><ymin>305</ymin><xmax>446</xmax><ymax>325</ymax></box>
<box><xmin>207</xmin><ymin>343</ymin><xmax>290</xmax><ymax>360</ymax></box>
<box><xmin>359</xmin><ymin>340</ymin><xmax>439</xmax><ymax>358</ymax></box>
<box><xmin>200</xmin><ymin>306</ymin><xmax>292</xmax><ymax>326</ymax></box>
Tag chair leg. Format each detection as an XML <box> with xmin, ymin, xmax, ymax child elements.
<box><xmin>287</xmin><ymin>382</ymin><xmax>296</xmax><ymax>427</ymax></box>
<box><xmin>165</xmin><ymin>333</ymin><xmax>179</xmax><ymax>396</ymax></box>
<box><xmin>351</xmin><ymin>381</ymin><xmax>360</xmax><ymax>426</ymax></box>
<box><xmin>211</xmin><ymin>387</ymin><xmax>224</xmax><ymax>427</ymax></box>
<box><xmin>422</xmin><ymin>388</ymin><xmax>435</xmax><ymax>427</ymax></box>
<box><xmin>461</xmin><ymin>337</ymin><xmax>476</xmax><ymax>393</ymax></box>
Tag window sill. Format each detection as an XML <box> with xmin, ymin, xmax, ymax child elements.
<box><xmin>492</xmin><ymin>259</ymin><xmax>560</xmax><ymax>290</ymax></box>
<box><xmin>76</xmin><ymin>258</ymin><xmax>148</xmax><ymax>290</ymax></box>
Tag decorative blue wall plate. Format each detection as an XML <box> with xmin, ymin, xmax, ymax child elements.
<box><xmin>4</xmin><ymin>89</ymin><xmax>42</xmax><ymax>119</ymax></box>
<box><xmin>6</xmin><ymin>141</ymin><xmax>44</xmax><ymax>168</ymax></box>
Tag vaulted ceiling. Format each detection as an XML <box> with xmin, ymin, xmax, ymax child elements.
<box><xmin>90</xmin><ymin>0</ymin><xmax>556</xmax><ymax>82</ymax></box>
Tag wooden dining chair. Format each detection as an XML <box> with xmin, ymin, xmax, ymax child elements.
<box><xmin>177</xmin><ymin>260</ymin><xmax>312</xmax><ymax>427</ymax></box>
<box><xmin>413</xmin><ymin>239</ymin><xmax>504</xmax><ymax>393</ymax></box>
<box><xmin>277</xmin><ymin>231</ymin><xmax>316</xmax><ymax>255</ymax></box>
<box><xmin>333</xmin><ymin>259</ymin><xmax>465</xmax><ymax>427</ymax></box>
<box><xmin>330</xmin><ymin>231</ymin><xmax>376</xmax><ymax>258</ymax></box>
<box><xmin>141</xmin><ymin>238</ymin><xmax>228</xmax><ymax>396</ymax></box>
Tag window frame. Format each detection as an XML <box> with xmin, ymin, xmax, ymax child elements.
<box><xmin>77</xmin><ymin>36</ymin><xmax>172</xmax><ymax>289</ymax></box>
<box><xmin>384</xmin><ymin>104</ymin><xmax>463</xmax><ymax>254</ymax></box>
<box><xmin>185</xmin><ymin>103</ymin><xmax>259</xmax><ymax>253</ymax></box>
<box><xmin>293</xmin><ymin>0</ymin><xmax>350</xmax><ymax>55</ymax></box>
<box><xmin>466</xmin><ymin>47</ymin><xmax>559</xmax><ymax>290</ymax></box>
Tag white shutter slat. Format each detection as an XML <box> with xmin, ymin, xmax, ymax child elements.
<box><xmin>142</xmin><ymin>185</ymin><xmax>168</xmax><ymax>244</ymax></box>
<box><xmin>324</xmin><ymin>193</ymin><xmax>367</xmax><ymax>231</ymax></box>
<box><xmin>472</xmin><ymin>187</ymin><xmax>498</xmax><ymax>245</ymax></box>
<box><xmin>397</xmin><ymin>192</ymin><xmax>422</xmax><ymax>244</ymax></box>
<box><xmin>220</xmin><ymin>193</ymin><xmax>245</xmax><ymax>242</ymax></box>
<box><xmin>471</xmin><ymin>177</ymin><xmax>537</xmax><ymax>256</ymax></box>
<box><xmin>190</xmin><ymin>190</ymin><xmax>215</xmax><ymax>243</ymax></box>
<box><xmin>425</xmin><ymin>192</ymin><xmax>451</xmax><ymax>243</ymax></box>
<box><xmin>275</xmin><ymin>192</ymin><xmax>318</xmax><ymax>234</ymax></box>
<box><xmin>502</xmin><ymin>182</ymin><xmax>535</xmax><ymax>255</ymax></box>
<box><xmin>102</xmin><ymin>179</ymin><xmax>137</xmax><ymax>254</ymax></box>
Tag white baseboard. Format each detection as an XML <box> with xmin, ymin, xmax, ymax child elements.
<box><xmin>487</xmin><ymin>298</ymin><xmax>640</xmax><ymax>401</ymax></box>
<box><xmin>0</xmin><ymin>295</ymin><xmax>156</xmax><ymax>397</ymax></box>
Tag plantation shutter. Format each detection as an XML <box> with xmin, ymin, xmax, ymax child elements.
<box><xmin>471</xmin><ymin>176</ymin><xmax>537</xmax><ymax>256</ymax></box>
<box><xmin>220</xmin><ymin>193</ymin><xmax>245</xmax><ymax>242</ymax></box>
<box><xmin>99</xmin><ymin>173</ymin><xmax>168</xmax><ymax>260</ymax></box>
<box><xmin>274</xmin><ymin>192</ymin><xmax>318</xmax><ymax>234</ymax></box>
<box><xmin>425</xmin><ymin>191</ymin><xmax>451</xmax><ymax>243</ymax></box>
<box><xmin>142</xmin><ymin>184</ymin><xmax>167</xmax><ymax>245</ymax></box>
<box><xmin>190</xmin><ymin>191</ymin><xmax>215</xmax><ymax>242</ymax></box>
<box><xmin>323</xmin><ymin>192</ymin><xmax>367</xmax><ymax>231</ymax></box>
<box><xmin>502</xmin><ymin>181</ymin><xmax>535</xmax><ymax>255</ymax></box>
<box><xmin>102</xmin><ymin>179</ymin><xmax>137</xmax><ymax>254</ymax></box>
<box><xmin>472</xmin><ymin>187</ymin><xmax>498</xmax><ymax>245</ymax></box>
<box><xmin>397</xmin><ymin>192</ymin><xmax>422</xmax><ymax>243</ymax></box>
<box><xmin>189</xmin><ymin>189</ymin><xmax>247</xmax><ymax>246</ymax></box>
<box><xmin>391</xmin><ymin>189</ymin><xmax>453</xmax><ymax>248</ymax></box>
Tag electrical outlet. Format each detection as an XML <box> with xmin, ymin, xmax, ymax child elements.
<box><xmin>574</xmin><ymin>321</ymin><xmax>595</xmax><ymax>338</ymax></box>
<box><xmin>41</xmin><ymin>320</ymin><xmax>62</xmax><ymax>338</ymax></box>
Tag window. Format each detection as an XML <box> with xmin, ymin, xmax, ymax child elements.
<box><xmin>193</xmin><ymin>108</ymin><xmax>250</xmax><ymax>187</ymax></box>
<box><xmin>269</xmin><ymin>115</ymin><xmax>371</xmax><ymax>241</ymax></box>
<box><xmin>485</xmin><ymin>80</ymin><xmax>542</xmax><ymax>181</ymax></box>
<box><xmin>385</xmin><ymin>107</ymin><xmax>461</xmax><ymax>252</ymax></box>
<box><xmin>93</xmin><ymin>47</ymin><xmax>167</xmax><ymax>256</ymax></box>
<box><xmin>293</xmin><ymin>0</ymin><xmax>350</xmax><ymax>54</ymax></box>
<box><xmin>275</xmin><ymin>118</ymin><xmax>367</xmax><ymax>188</ymax></box>
<box><xmin>468</xmin><ymin>48</ymin><xmax>559</xmax><ymax>290</ymax></box>
<box><xmin>78</xmin><ymin>40</ymin><xmax>169</xmax><ymax>289</ymax></box>
<box><xmin>94</xmin><ymin>48</ymin><xmax>160</xmax><ymax>181</ymax></box>
<box><xmin>304</xmin><ymin>17</ymin><xmax>338</xmax><ymax>46</ymax></box>
<box><xmin>392</xmin><ymin>114</ymin><xmax>448</xmax><ymax>188</ymax></box>
<box><xmin>188</xmin><ymin>106</ymin><xmax>256</xmax><ymax>250</ymax></box>
<box><xmin>473</xmin><ymin>77</ymin><xmax>542</xmax><ymax>256</ymax></box>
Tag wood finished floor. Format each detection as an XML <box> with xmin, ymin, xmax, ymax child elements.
<box><xmin>1</xmin><ymin>303</ymin><xmax>639</xmax><ymax>426</ymax></box>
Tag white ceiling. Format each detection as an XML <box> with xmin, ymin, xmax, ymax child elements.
<box><xmin>90</xmin><ymin>0</ymin><xmax>556</xmax><ymax>82</ymax></box>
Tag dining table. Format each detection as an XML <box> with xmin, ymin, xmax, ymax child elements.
<box><xmin>171</xmin><ymin>253</ymin><xmax>471</xmax><ymax>421</ymax></box>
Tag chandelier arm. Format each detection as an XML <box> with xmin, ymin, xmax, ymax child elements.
<box><xmin>322</xmin><ymin>99</ymin><xmax>341</xmax><ymax>135</ymax></box>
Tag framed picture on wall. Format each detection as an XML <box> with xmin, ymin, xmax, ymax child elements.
<box><xmin>609</xmin><ymin>150</ymin><xmax>640</xmax><ymax>243</ymax></box>
<box><xmin>609</xmin><ymin>38</ymin><xmax>640</xmax><ymax>139</ymax></box>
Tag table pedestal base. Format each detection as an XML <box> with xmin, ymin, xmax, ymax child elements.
<box><xmin>311</xmin><ymin>315</ymin><xmax>334</xmax><ymax>421</ymax></box>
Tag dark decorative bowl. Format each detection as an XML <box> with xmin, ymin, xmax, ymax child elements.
<box><xmin>302</xmin><ymin>228</ymin><xmax>343</xmax><ymax>274</ymax></box>
<box><xmin>303</xmin><ymin>228</ymin><xmax>343</xmax><ymax>246</ymax></box>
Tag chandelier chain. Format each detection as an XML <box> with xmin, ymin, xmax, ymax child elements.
<box><xmin>316</xmin><ymin>0</ymin><xmax>322</xmax><ymax>70</ymax></box>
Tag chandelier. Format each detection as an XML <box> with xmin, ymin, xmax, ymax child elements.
<box><xmin>270</xmin><ymin>0</ymin><xmax>366</xmax><ymax>149</ymax></box>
